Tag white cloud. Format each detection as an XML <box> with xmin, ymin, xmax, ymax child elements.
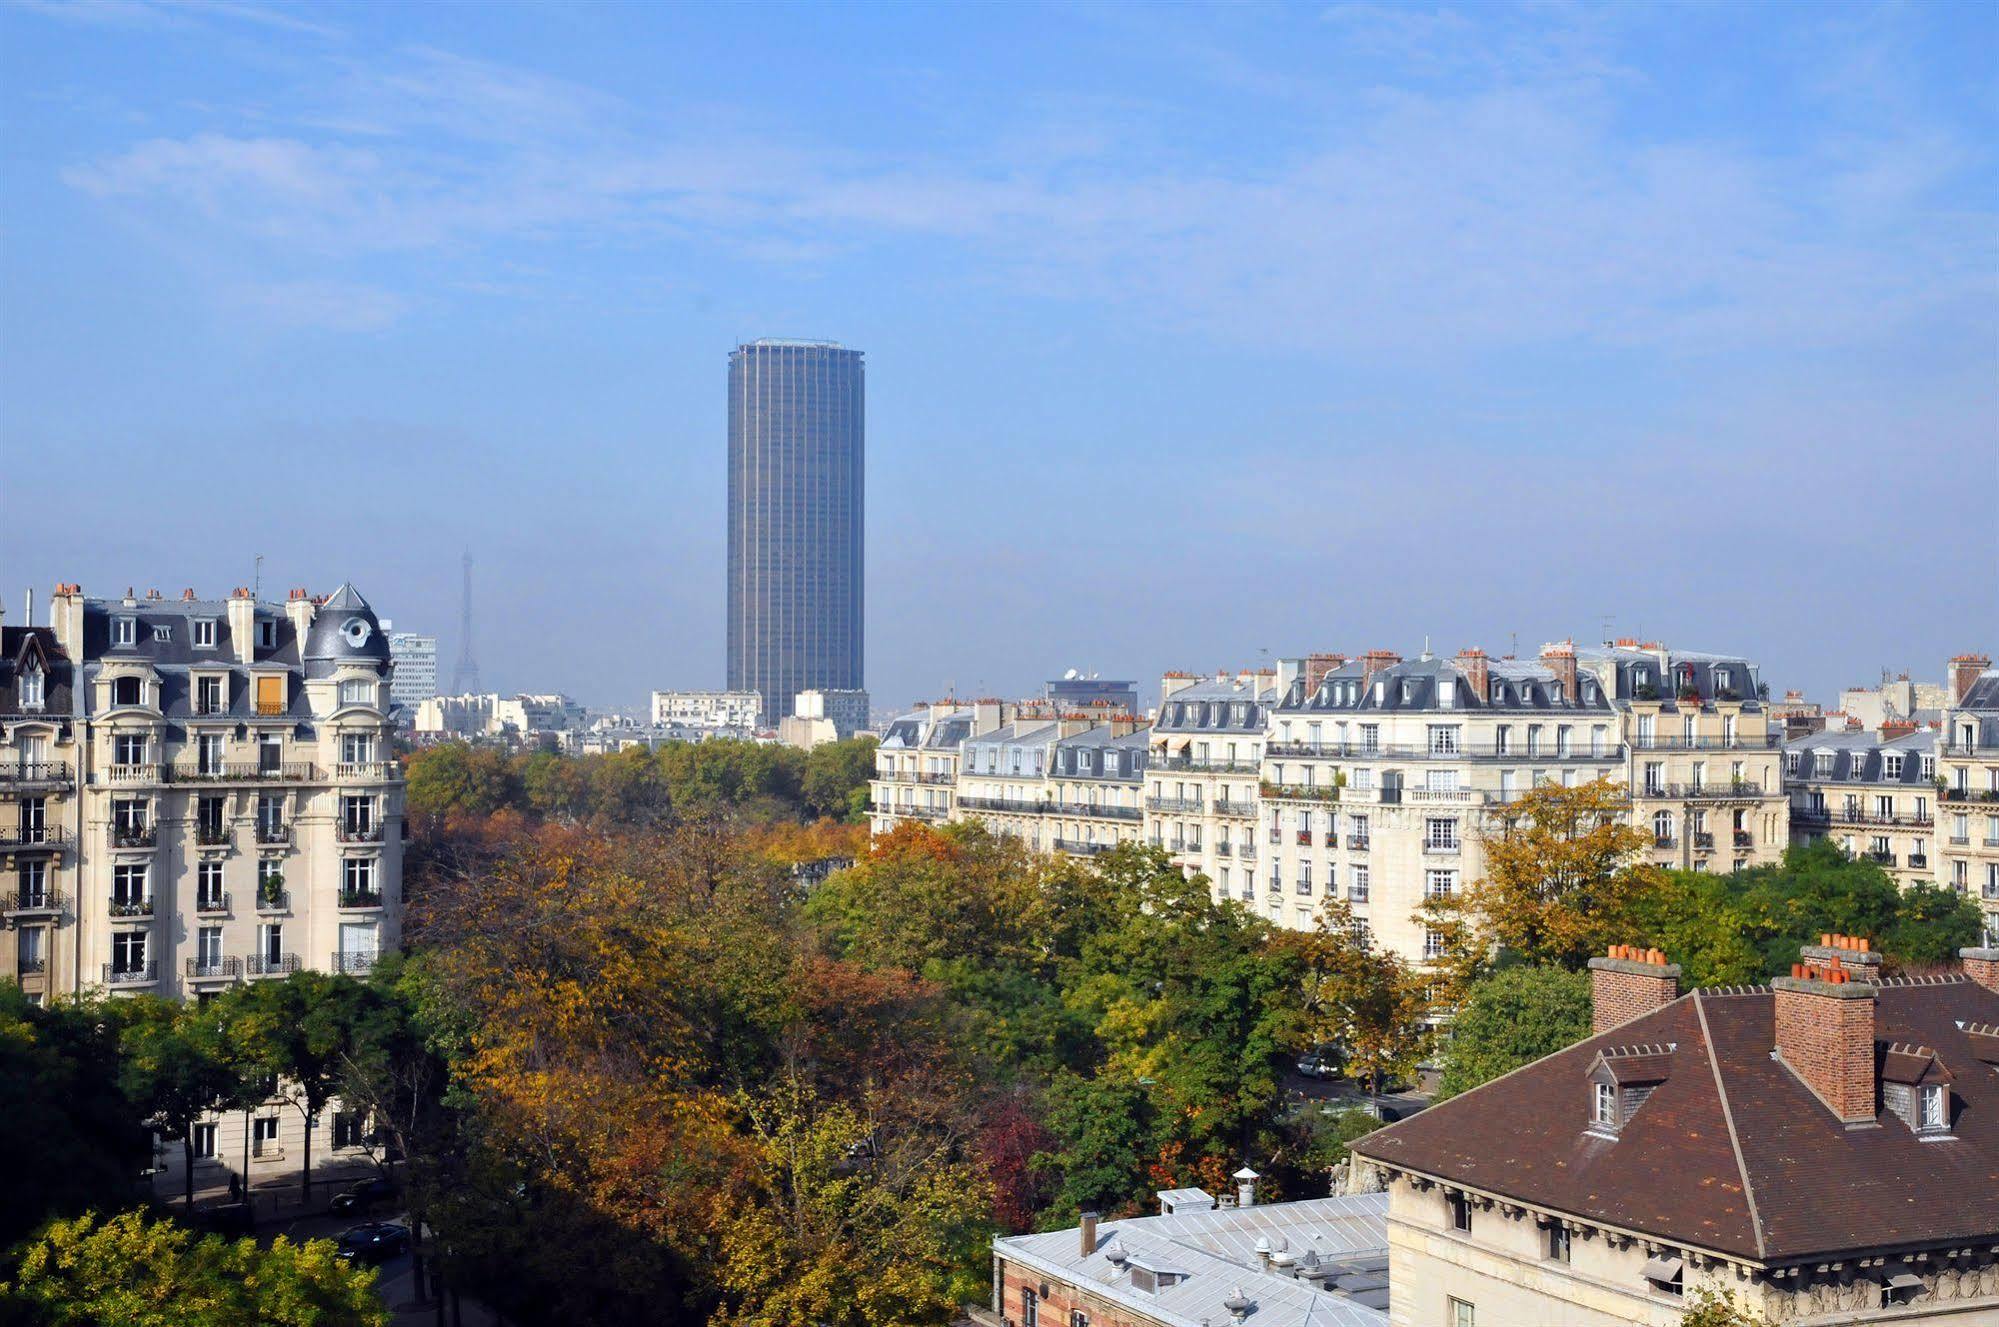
<box><xmin>233</xmin><ymin>278</ymin><xmax>407</xmax><ymax>330</ymax></box>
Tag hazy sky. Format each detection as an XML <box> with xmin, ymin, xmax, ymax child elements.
<box><xmin>3</xmin><ymin>0</ymin><xmax>1994</xmax><ymax>712</ymax></box>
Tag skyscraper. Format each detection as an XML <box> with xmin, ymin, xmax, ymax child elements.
<box><xmin>727</xmin><ymin>340</ymin><xmax>865</xmax><ymax>725</ymax></box>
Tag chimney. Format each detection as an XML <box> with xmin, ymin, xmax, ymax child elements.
<box><xmin>1773</xmin><ymin>961</ymin><xmax>1877</xmax><ymax>1125</ymax></box>
<box><xmin>1234</xmin><ymin>1165</ymin><xmax>1259</xmax><ymax>1209</ymax></box>
<box><xmin>1159</xmin><ymin>672</ymin><xmax>1201</xmax><ymax>702</ymax></box>
<box><xmin>1304</xmin><ymin>653</ymin><xmax>1347</xmax><ymax>692</ymax></box>
<box><xmin>227</xmin><ymin>587</ymin><xmax>258</xmax><ymax>664</ymax></box>
<box><xmin>284</xmin><ymin>587</ymin><xmax>316</xmax><ymax>646</ymax></box>
<box><xmin>1964</xmin><ymin>947</ymin><xmax>1999</xmax><ymax>996</ymax></box>
<box><xmin>1359</xmin><ymin>650</ymin><xmax>1401</xmax><ymax>692</ymax></box>
<box><xmin>1541</xmin><ymin>640</ymin><xmax>1579</xmax><ymax>699</ymax></box>
<box><xmin>1078</xmin><ymin>1209</ymin><xmax>1099</xmax><ymax>1258</ymax></box>
<box><xmin>49</xmin><ymin>584</ymin><xmax>84</xmax><ymax>660</ymax></box>
<box><xmin>1949</xmin><ymin>654</ymin><xmax>1991</xmax><ymax>705</ymax></box>
<box><xmin>1879</xmin><ymin>719</ymin><xmax>1916</xmax><ymax>741</ymax></box>
<box><xmin>19</xmin><ymin>586</ymin><xmax>29</xmax><ymax>628</ymax></box>
<box><xmin>1801</xmin><ymin>933</ymin><xmax>1883</xmax><ymax>986</ymax></box>
<box><xmin>1454</xmin><ymin>647</ymin><xmax>1490</xmax><ymax>702</ymax></box>
<box><xmin>1587</xmin><ymin>945</ymin><xmax>1682</xmax><ymax>1033</ymax></box>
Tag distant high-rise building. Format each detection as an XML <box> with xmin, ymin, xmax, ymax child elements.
<box><xmin>386</xmin><ymin>631</ymin><xmax>438</xmax><ymax>713</ymax></box>
<box><xmin>726</xmin><ymin>339</ymin><xmax>864</xmax><ymax>725</ymax></box>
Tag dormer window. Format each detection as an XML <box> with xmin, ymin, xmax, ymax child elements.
<box><xmin>339</xmin><ymin>679</ymin><xmax>375</xmax><ymax>707</ymax></box>
<box><xmin>19</xmin><ymin>664</ymin><xmax>44</xmax><ymax>711</ymax></box>
<box><xmin>112</xmin><ymin>676</ymin><xmax>142</xmax><ymax>707</ymax></box>
<box><xmin>257</xmin><ymin>620</ymin><xmax>277</xmax><ymax>650</ymax></box>
<box><xmin>193</xmin><ymin>619</ymin><xmax>216</xmax><ymax>648</ymax></box>
<box><xmin>1643</xmin><ymin>1251</ymin><xmax>1685</xmax><ymax>1297</ymax></box>
<box><xmin>113</xmin><ymin>618</ymin><xmax>134</xmax><ymax>646</ymax></box>
<box><xmin>152</xmin><ymin>624</ymin><xmax>171</xmax><ymax>642</ymax></box>
<box><xmin>1919</xmin><ymin>1084</ymin><xmax>1947</xmax><ymax>1130</ymax></box>
<box><xmin>1593</xmin><ymin>1081</ymin><xmax>1616</xmax><ymax>1126</ymax></box>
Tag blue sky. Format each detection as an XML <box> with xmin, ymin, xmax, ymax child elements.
<box><xmin>2</xmin><ymin>0</ymin><xmax>1994</xmax><ymax>710</ymax></box>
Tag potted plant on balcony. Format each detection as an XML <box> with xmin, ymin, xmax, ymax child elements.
<box><xmin>257</xmin><ymin>872</ymin><xmax>285</xmax><ymax>909</ymax></box>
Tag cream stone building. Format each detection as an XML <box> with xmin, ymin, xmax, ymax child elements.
<box><xmin>1045</xmin><ymin>724</ymin><xmax>1149</xmax><ymax>857</ymax></box>
<box><xmin>1262</xmin><ymin>647</ymin><xmax>1624</xmax><ymax>955</ymax></box>
<box><xmin>1143</xmin><ymin>671</ymin><xmax>1273</xmax><ymax>903</ymax></box>
<box><xmin>1940</xmin><ymin>655</ymin><xmax>1999</xmax><ymax>941</ymax></box>
<box><xmin>2</xmin><ymin>581</ymin><xmax>404</xmax><ymax>1197</ymax></box>
<box><xmin>1573</xmin><ymin>643</ymin><xmax>1788</xmax><ymax>874</ymax></box>
<box><xmin>950</xmin><ymin>714</ymin><xmax>1147</xmax><ymax>857</ymax></box>
<box><xmin>1352</xmin><ymin>942</ymin><xmax>1999</xmax><ymax>1327</ymax></box>
<box><xmin>1785</xmin><ymin>726</ymin><xmax>1940</xmax><ymax>888</ymax></box>
<box><xmin>869</xmin><ymin>701</ymin><xmax>1007</xmax><ymax>834</ymax></box>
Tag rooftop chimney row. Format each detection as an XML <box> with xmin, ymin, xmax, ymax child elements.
<box><xmin>1587</xmin><ymin>946</ymin><xmax>1681</xmax><ymax>1034</ymax></box>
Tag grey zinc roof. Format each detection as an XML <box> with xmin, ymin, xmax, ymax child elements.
<box><xmin>0</xmin><ymin>627</ymin><xmax>79</xmax><ymax>719</ymax></box>
<box><xmin>1788</xmin><ymin>726</ymin><xmax>1936</xmax><ymax>786</ymax></box>
<box><xmin>1155</xmin><ymin>677</ymin><xmax>1274</xmax><ymax>733</ymax></box>
<box><xmin>1958</xmin><ymin>670</ymin><xmax>1999</xmax><ymax>714</ymax></box>
<box><xmin>1283</xmin><ymin>653</ymin><xmax>1613</xmax><ymax>715</ymax></box>
<box><xmin>997</xmin><ymin>1193</ymin><xmax>1389</xmax><ymax>1327</ymax></box>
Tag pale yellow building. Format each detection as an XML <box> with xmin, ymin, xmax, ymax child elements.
<box><xmin>1784</xmin><ymin>725</ymin><xmax>1940</xmax><ymax>888</ymax></box>
<box><xmin>1143</xmin><ymin>671</ymin><xmax>1273</xmax><ymax>904</ymax></box>
<box><xmin>1940</xmin><ymin>654</ymin><xmax>1999</xmax><ymax>940</ymax></box>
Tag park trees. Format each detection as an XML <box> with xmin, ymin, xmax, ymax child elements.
<box><xmin>1434</xmin><ymin>965</ymin><xmax>1591</xmax><ymax>1099</ymax></box>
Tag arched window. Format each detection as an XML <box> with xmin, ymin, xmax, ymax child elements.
<box><xmin>1653</xmin><ymin>810</ymin><xmax>1676</xmax><ymax>843</ymax></box>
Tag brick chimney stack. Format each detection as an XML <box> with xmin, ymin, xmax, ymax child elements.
<box><xmin>1964</xmin><ymin>947</ymin><xmax>1999</xmax><ymax>995</ymax></box>
<box><xmin>1773</xmin><ymin>953</ymin><xmax>1877</xmax><ymax>1125</ymax></box>
<box><xmin>1879</xmin><ymin>719</ymin><xmax>1917</xmax><ymax>741</ymax></box>
<box><xmin>1454</xmin><ymin>647</ymin><xmax>1490</xmax><ymax>702</ymax></box>
<box><xmin>1800</xmin><ymin>933</ymin><xmax>1884</xmax><ymax>986</ymax></box>
<box><xmin>1359</xmin><ymin>650</ymin><xmax>1401</xmax><ymax>691</ymax></box>
<box><xmin>1950</xmin><ymin>654</ymin><xmax>1991</xmax><ymax>705</ymax></box>
<box><xmin>1304</xmin><ymin>653</ymin><xmax>1347</xmax><ymax>692</ymax></box>
<box><xmin>1541</xmin><ymin>640</ymin><xmax>1579</xmax><ymax>699</ymax></box>
<box><xmin>1587</xmin><ymin>945</ymin><xmax>1682</xmax><ymax>1033</ymax></box>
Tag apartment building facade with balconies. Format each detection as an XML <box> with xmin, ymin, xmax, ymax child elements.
<box><xmin>1262</xmin><ymin>647</ymin><xmax>1624</xmax><ymax>955</ymax></box>
<box><xmin>1143</xmin><ymin>672</ymin><xmax>1273</xmax><ymax>903</ymax></box>
<box><xmin>1574</xmin><ymin>643</ymin><xmax>1787</xmax><ymax>874</ymax></box>
<box><xmin>1785</xmin><ymin>727</ymin><xmax>1939</xmax><ymax>888</ymax></box>
<box><xmin>1940</xmin><ymin>656</ymin><xmax>1999</xmax><ymax>940</ymax></box>
<box><xmin>1</xmin><ymin>602</ymin><xmax>83</xmax><ymax>1003</ymax></box>
<box><xmin>868</xmin><ymin>702</ymin><xmax>999</xmax><ymax>835</ymax></box>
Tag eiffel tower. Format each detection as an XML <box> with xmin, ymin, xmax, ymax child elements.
<box><xmin>451</xmin><ymin>550</ymin><xmax>481</xmax><ymax>694</ymax></box>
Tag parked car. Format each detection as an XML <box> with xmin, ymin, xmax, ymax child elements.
<box><xmin>1295</xmin><ymin>1045</ymin><xmax>1345</xmax><ymax>1079</ymax></box>
<box><xmin>328</xmin><ymin>1175</ymin><xmax>397</xmax><ymax>1215</ymax></box>
<box><xmin>195</xmin><ymin>1202</ymin><xmax>255</xmax><ymax>1237</ymax></box>
<box><xmin>334</xmin><ymin>1222</ymin><xmax>410</xmax><ymax>1266</ymax></box>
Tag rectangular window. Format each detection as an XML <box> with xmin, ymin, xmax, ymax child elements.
<box><xmin>1448</xmin><ymin>1297</ymin><xmax>1475</xmax><ymax>1327</ymax></box>
<box><xmin>114</xmin><ymin>618</ymin><xmax>135</xmax><ymax>646</ymax></box>
<box><xmin>1349</xmin><ymin>864</ymin><xmax>1369</xmax><ymax>903</ymax></box>
<box><xmin>1425</xmin><ymin>869</ymin><xmax>1456</xmax><ymax>899</ymax></box>
<box><xmin>193</xmin><ymin>619</ymin><xmax>216</xmax><ymax>648</ymax></box>
<box><xmin>1424</xmin><ymin>928</ymin><xmax>1447</xmax><ymax>959</ymax></box>
<box><xmin>255</xmin><ymin>675</ymin><xmax>285</xmax><ymax>715</ymax></box>
<box><xmin>1594</xmin><ymin>1081</ymin><xmax>1616</xmax><ymax>1125</ymax></box>
<box><xmin>19</xmin><ymin>667</ymin><xmax>43</xmax><ymax>709</ymax></box>
<box><xmin>1548</xmin><ymin>1223</ymin><xmax>1571</xmax><ymax>1263</ymax></box>
<box><xmin>1428</xmin><ymin>725</ymin><xmax>1460</xmax><ymax>755</ymax></box>
<box><xmin>1426</xmin><ymin>819</ymin><xmax>1458</xmax><ymax>849</ymax></box>
<box><xmin>113</xmin><ymin>733</ymin><xmax>147</xmax><ymax>766</ymax></box>
<box><xmin>1447</xmin><ymin>1193</ymin><xmax>1471</xmax><ymax>1233</ymax></box>
<box><xmin>341</xmin><ymin>733</ymin><xmax>376</xmax><ymax>764</ymax></box>
<box><xmin>193</xmin><ymin>1122</ymin><xmax>218</xmax><ymax>1159</ymax></box>
<box><xmin>197</xmin><ymin>926</ymin><xmax>223</xmax><ymax>966</ymax></box>
<box><xmin>195</xmin><ymin>675</ymin><xmax>225</xmax><ymax>714</ymax></box>
<box><xmin>111</xmin><ymin>930</ymin><xmax>147</xmax><ymax>974</ymax></box>
<box><xmin>253</xmin><ymin>1116</ymin><xmax>280</xmax><ymax>1155</ymax></box>
<box><xmin>333</xmin><ymin>1112</ymin><xmax>365</xmax><ymax>1149</ymax></box>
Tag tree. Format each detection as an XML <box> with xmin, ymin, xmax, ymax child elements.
<box><xmin>1424</xmin><ymin>778</ymin><xmax>1661</xmax><ymax>982</ymax></box>
<box><xmin>800</xmin><ymin>737</ymin><xmax>879</xmax><ymax>821</ymax></box>
<box><xmin>1679</xmin><ymin>1286</ymin><xmax>1764</xmax><ymax>1326</ymax></box>
<box><xmin>223</xmin><ymin>971</ymin><xmax>370</xmax><ymax>1204</ymax></box>
<box><xmin>1434</xmin><ymin>966</ymin><xmax>1591</xmax><ymax>1099</ymax></box>
<box><xmin>0</xmin><ymin>988</ymin><xmax>149</xmax><ymax>1250</ymax></box>
<box><xmin>1293</xmin><ymin>901</ymin><xmax>1433</xmax><ymax>1105</ymax></box>
<box><xmin>117</xmin><ymin>995</ymin><xmax>256</xmax><ymax>1211</ymax></box>
<box><xmin>2</xmin><ymin>1209</ymin><xmax>387</xmax><ymax>1327</ymax></box>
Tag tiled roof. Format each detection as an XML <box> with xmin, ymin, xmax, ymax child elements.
<box><xmin>1352</xmin><ymin>978</ymin><xmax>1999</xmax><ymax>1264</ymax></box>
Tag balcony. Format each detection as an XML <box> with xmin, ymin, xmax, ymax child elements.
<box><xmin>1908</xmin><ymin>854</ymin><xmax>1929</xmax><ymax>870</ymax></box>
<box><xmin>108</xmin><ymin>895</ymin><xmax>154</xmax><ymax>919</ymax></box>
<box><xmin>102</xmin><ymin>961</ymin><xmax>158</xmax><ymax>987</ymax></box>
<box><xmin>1151</xmin><ymin>754</ymin><xmax>1259</xmax><ymax>774</ymax></box>
<box><xmin>185</xmin><ymin>956</ymin><xmax>242</xmax><ymax>982</ymax></box>
<box><xmin>245</xmin><ymin>953</ymin><xmax>301</xmax><ymax>978</ymax></box>
<box><xmin>1073</xmin><ymin>803</ymin><xmax>1142</xmax><ymax>822</ymax></box>
<box><xmin>338</xmin><ymin>821</ymin><xmax>384</xmax><ymax>844</ymax></box>
<box><xmin>255</xmin><ymin>823</ymin><xmax>292</xmax><ymax>847</ymax></box>
<box><xmin>1266</xmin><ymin>739</ymin><xmax>1630</xmax><ymax>761</ymax></box>
<box><xmin>109</xmin><ymin>824</ymin><xmax>157</xmax><ymax>849</ymax></box>
<box><xmin>1941</xmin><ymin>740</ymin><xmax>1999</xmax><ymax>757</ymax></box>
<box><xmin>1422</xmin><ymin>841</ymin><xmax>1461</xmax><ymax>855</ymax></box>
<box><xmin>916</xmin><ymin>773</ymin><xmax>954</xmax><ymax>786</ymax></box>
<box><xmin>0</xmin><ymin>761</ymin><xmax>74</xmax><ymax>791</ymax></box>
<box><xmin>3</xmin><ymin>887</ymin><xmax>65</xmax><ymax>918</ymax></box>
<box><xmin>175</xmin><ymin>762</ymin><xmax>318</xmax><ymax>784</ymax></box>
<box><xmin>335</xmin><ymin>761</ymin><xmax>398</xmax><ymax>782</ymax></box>
<box><xmin>1347</xmin><ymin>835</ymin><xmax>1370</xmax><ymax>851</ymax></box>
<box><xmin>338</xmin><ymin>888</ymin><xmax>384</xmax><ymax>910</ymax></box>
<box><xmin>1654</xmin><ymin>836</ymin><xmax>1678</xmax><ymax>849</ymax></box>
<box><xmin>959</xmin><ymin>795</ymin><xmax>1052</xmax><ymax>815</ymax></box>
<box><xmin>1295</xmin><ymin>830</ymin><xmax>1315</xmax><ymax>847</ymax></box>
<box><xmin>1260</xmin><ymin>782</ymin><xmax>1340</xmax><ymax>804</ymax></box>
<box><xmin>1408</xmin><ymin>788</ymin><xmax>1477</xmax><ymax>804</ymax></box>
<box><xmin>0</xmin><ymin>825</ymin><xmax>66</xmax><ymax>853</ymax></box>
<box><xmin>1939</xmin><ymin>787</ymin><xmax>1999</xmax><ymax>806</ymax></box>
<box><xmin>876</xmin><ymin>771</ymin><xmax>915</xmax><ymax>784</ymax></box>
<box><xmin>904</xmin><ymin>805</ymin><xmax>947</xmax><ymax>822</ymax></box>
<box><xmin>332</xmin><ymin>950</ymin><xmax>379</xmax><ymax>975</ymax></box>
<box><xmin>195</xmin><ymin>891</ymin><xmax>230</xmax><ymax>916</ymax></box>
<box><xmin>1868</xmin><ymin>851</ymin><xmax>1896</xmax><ymax>866</ymax></box>
<box><xmin>194</xmin><ymin>823</ymin><xmax>230</xmax><ymax>847</ymax></box>
<box><xmin>1693</xmin><ymin>832</ymin><xmax>1715</xmax><ymax>850</ymax></box>
<box><xmin>16</xmin><ymin>956</ymin><xmax>46</xmax><ymax>975</ymax></box>
<box><xmin>1347</xmin><ymin>888</ymin><xmax>1370</xmax><ymax>904</ymax></box>
<box><xmin>1213</xmin><ymin>799</ymin><xmax>1256</xmax><ymax>818</ymax></box>
<box><xmin>1792</xmin><ymin>809</ymin><xmax>1934</xmax><ymax>831</ymax></box>
<box><xmin>1643</xmin><ymin>781</ymin><xmax>1766</xmax><ymax>801</ymax></box>
<box><xmin>1629</xmin><ymin>734</ymin><xmax>1782</xmax><ymax>752</ymax></box>
<box><xmin>255</xmin><ymin>888</ymin><xmax>291</xmax><ymax>913</ymax></box>
<box><xmin>1733</xmin><ymin>831</ymin><xmax>1753</xmax><ymax>849</ymax></box>
<box><xmin>1147</xmin><ymin>796</ymin><xmax>1204</xmax><ymax>813</ymax></box>
<box><xmin>1237</xmin><ymin>844</ymin><xmax>1257</xmax><ymax>862</ymax></box>
<box><xmin>1052</xmin><ymin>839</ymin><xmax>1116</xmax><ymax>857</ymax></box>
<box><xmin>104</xmin><ymin>764</ymin><xmax>164</xmax><ymax>786</ymax></box>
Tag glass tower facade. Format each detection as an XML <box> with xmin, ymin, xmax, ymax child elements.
<box><xmin>727</xmin><ymin>340</ymin><xmax>865</xmax><ymax>725</ymax></box>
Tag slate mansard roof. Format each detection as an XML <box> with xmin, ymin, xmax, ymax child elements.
<box><xmin>1154</xmin><ymin>676</ymin><xmax>1274</xmax><ymax>734</ymax></box>
<box><xmin>1052</xmin><ymin>726</ymin><xmax>1150</xmax><ymax>783</ymax></box>
<box><xmin>1351</xmin><ymin>977</ymin><xmax>1999</xmax><ymax>1265</ymax></box>
<box><xmin>1280</xmin><ymin>654</ymin><xmax>1616</xmax><ymax>715</ymax></box>
<box><xmin>1786</xmin><ymin>727</ymin><xmax>1937</xmax><ymax>787</ymax></box>
<box><xmin>0</xmin><ymin>626</ymin><xmax>78</xmax><ymax>720</ymax></box>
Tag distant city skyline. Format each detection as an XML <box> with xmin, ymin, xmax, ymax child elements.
<box><xmin>2</xmin><ymin>3</ymin><xmax>1993</xmax><ymax>706</ymax></box>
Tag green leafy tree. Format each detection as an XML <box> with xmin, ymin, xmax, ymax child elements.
<box><xmin>1293</xmin><ymin>901</ymin><xmax>1433</xmax><ymax>1105</ymax></box>
<box><xmin>1435</xmin><ymin>966</ymin><xmax>1591</xmax><ymax>1099</ymax></box>
<box><xmin>800</xmin><ymin>737</ymin><xmax>879</xmax><ymax>820</ymax></box>
<box><xmin>117</xmin><ymin>995</ymin><xmax>257</xmax><ymax>1211</ymax></box>
<box><xmin>0</xmin><ymin>988</ymin><xmax>149</xmax><ymax>1250</ymax></box>
<box><xmin>222</xmin><ymin>971</ymin><xmax>370</xmax><ymax>1203</ymax></box>
<box><xmin>2</xmin><ymin>1209</ymin><xmax>386</xmax><ymax>1327</ymax></box>
<box><xmin>1679</xmin><ymin>1286</ymin><xmax>1764</xmax><ymax>1325</ymax></box>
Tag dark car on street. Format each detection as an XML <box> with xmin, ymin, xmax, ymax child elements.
<box><xmin>327</xmin><ymin>1175</ymin><xmax>398</xmax><ymax>1215</ymax></box>
<box><xmin>334</xmin><ymin>1222</ymin><xmax>410</xmax><ymax>1266</ymax></box>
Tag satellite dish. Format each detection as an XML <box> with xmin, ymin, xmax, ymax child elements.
<box><xmin>1064</xmin><ymin>668</ymin><xmax>1079</xmax><ymax>680</ymax></box>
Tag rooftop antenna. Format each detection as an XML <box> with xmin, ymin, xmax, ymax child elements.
<box><xmin>1601</xmin><ymin>613</ymin><xmax>1614</xmax><ymax>645</ymax></box>
<box><xmin>451</xmin><ymin>550</ymin><xmax>482</xmax><ymax>694</ymax></box>
<box><xmin>253</xmin><ymin>554</ymin><xmax>264</xmax><ymax>601</ymax></box>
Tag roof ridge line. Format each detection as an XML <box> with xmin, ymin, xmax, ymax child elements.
<box><xmin>1694</xmin><ymin>990</ymin><xmax>1765</xmax><ymax>1261</ymax></box>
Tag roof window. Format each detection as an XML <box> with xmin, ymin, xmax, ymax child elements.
<box><xmin>1643</xmin><ymin>1251</ymin><xmax>1684</xmax><ymax>1296</ymax></box>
